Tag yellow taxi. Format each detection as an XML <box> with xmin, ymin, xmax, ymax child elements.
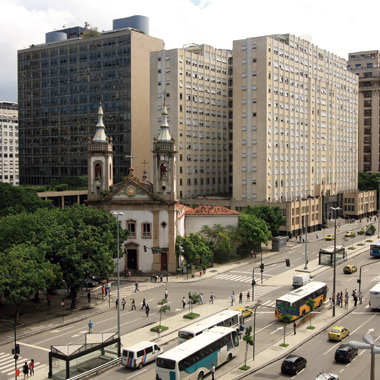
<box><xmin>345</xmin><ymin>231</ymin><xmax>353</xmax><ymax>237</ymax></box>
<box><xmin>326</xmin><ymin>234</ymin><xmax>335</xmax><ymax>241</ymax></box>
<box><xmin>343</xmin><ymin>264</ymin><xmax>357</xmax><ymax>274</ymax></box>
<box><xmin>328</xmin><ymin>326</ymin><xmax>350</xmax><ymax>341</ymax></box>
<box><xmin>234</xmin><ymin>307</ymin><xmax>253</xmax><ymax>318</ymax></box>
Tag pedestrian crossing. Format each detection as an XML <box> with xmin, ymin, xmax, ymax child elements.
<box><xmin>0</xmin><ymin>352</ymin><xmax>46</xmax><ymax>378</ymax></box>
<box><xmin>214</xmin><ymin>274</ymin><xmax>270</xmax><ymax>284</ymax></box>
<box><xmin>117</xmin><ymin>282</ymin><xmax>165</xmax><ymax>298</ymax></box>
<box><xmin>229</xmin><ymin>285</ymin><xmax>283</xmax><ymax>306</ymax></box>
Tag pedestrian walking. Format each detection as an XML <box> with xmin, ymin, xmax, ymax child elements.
<box><xmin>47</xmin><ymin>294</ymin><xmax>51</xmax><ymax>306</ymax></box>
<box><xmin>135</xmin><ymin>281</ymin><xmax>139</xmax><ymax>292</ymax></box>
<box><xmin>23</xmin><ymin>362</ymin><xmax>29</xmax><ymax>379</ymax></box>
<box><xmin>352</xmin><ymin>290</ymin><xmax>355</xmax><ymax>300</ymax></box>
<box><xmin>316</xmin><ymin>233</ymin><xmax>318</xmax><ymax>239</ymax></box>
<box><xmin>293</xmin><ymin>321</ymin><xmax>296</xmax><ymax>335</ymax></box>
<box><xmin>211</xmin><ymin>364</ymin><xmax>215</xmax><ymax>380</ymax></box>
<box><xmin>131</xmin><ymin>299</ymin><xmax>136</xmax><ymax>310</ymax></box>
<box><xmin>157</xmin><ymin>327</ymin><xmax>162</xmax><ymax>341</ymax></box>
<box><xmin>160</xmin><ymin>272</ymin><xmax>163</xmax><ymax>282</ymax></box>
<box><xmin>87</xmin><ymin>291</ymin><xmax>91</xmax><ymax>303</ymax></box>
<box><xmin>336</xmin><ymin>292</ymin><xmax>340</xmax><ymax>307</ymax></box>
<box><xmin>105</xmin><ymin>287</ymin><xmax>108</xmax><ymax>296</ymax></box>
<box><xmin>141</xmin><ymin>298</ymin><xmax>146</xmax><ymax>309</ymax></box>
<box><xmin>231</xmin><ymin>292</ymin><xmax>235</xmax><ymax>306</ymax></box>
<box><xmin>329</xmin><ymin>298</ymin><xmax>332</xmax><ymax>309</ymax></box>
<box><xmin>203</xmin><ymin>265</ymin><xmax>206</xmax><ymax>274</ymax></box>
<box><xmin>29</xmin><ymin>359</ymin><xmax>34</xmax><ymax>376</ymax></box>
<box><xmin>345</xmin><ymin>295</ymin><xmax>348</xmax><ymax>309</ymax></box>
<box><xmin>246</xmin><ymin>291</ymin><xmax>250</xmax><ymax>302</ymax></box>
<box><xmin>182</xmin><ymin>296</ymin><xmax>186</xmax><ymax>308</ymax></box>
<box><xmin>354</xmin><ymin>294</ymin><xmax>358</xmax><ymax>307</ymax></box>
<box><xmin>165</xmin><ymin>289</ymin><xmax>168</xmax><ymax>300</ymax></box>
<box><xmin>239</xmin><ymin>292</ymin><xmax>243</xmax><ymax>304</ymax></box>
<box><xmin>210</xmin><ymin>292</ymin><xmax>214</xmax><ymax>304</ymax></box>
<box><xmin>359</xmin><ymin>291</ymin><xmax>363</xmax><ymax>304</ymax></box>
<box><xmin>102</xmin><ymin>286</ymin><xmax>105</xmax><ymax>299</ymax></box>
<box><xmin>115</xmin><ymin>298</ymin><xmax>118</xmax><ymax>309</ymax></box>
<box><xmin>151</xmin><ymin>271</ymin><xmax>155</xmax><ymax>282</ymax></box>
<box><xmin>88</xmin><ymin>320</ymin><xmax>93</xmax><ymax>333</ymax></box>
<box><xmin>340</xmin><ymin>293</ymin><xmax>343</xmax><ymax>308</ymax></box>
<box><xmin>122</xmin><ymin>298</ymin><xmax>126</xmax><ymax>310</ymax></box>
<box><xmin>146</xmin><ymin>304</ymin><xmax>150</xmax><ymax>317</ymax></box>
<box><xmin>199</xmin><ymin>293</ymin><xmax>203</xmax><ymax>304</ymax></box>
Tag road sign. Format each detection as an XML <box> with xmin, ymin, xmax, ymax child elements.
<box><xmin>61</xmin><ymin>301</ymin><xmax>65</xmax><ymax>307</ymax></box>
<box><xmin>277</xmin><ymin>305</ymin><xmax>299</xmax><ymax>316</ymax></box>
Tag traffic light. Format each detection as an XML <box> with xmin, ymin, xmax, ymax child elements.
<box><xmin>260</xmin><ymin>263</ymin><xmax>264</xmax><ymax>270</ymax></box>
<box><xmin>12</xmin><ymin>344</ymin><xmax>20</xmax><ymax>355</ymax></box>
<box><xmin>285</xmin><ymin>259</ymin><xmax>290</xmax><ymax>267</ymax></box>
<box><xmin>251</xmin><ymin>279</ymin><xmax>256</xmax><ymax>286</ymax></box>
<box><xmin>357</xmin><ymin>279</ymin><xmax>361</xmax><ymax>284</ymax></box>
<box><xmin>143</xmin><ymin>245</ymin><xmax>147</xmax><ymax>252</ymax></box>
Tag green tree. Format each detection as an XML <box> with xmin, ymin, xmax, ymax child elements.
<box><xmin>82</xmin><ymin>28</ymin><xmax>101</xmax><ymax>38</ymax></box>
<box><xmin>243</xmin><ymin>326</ymin><xmax>254</xmax><ymax>367</ymax></box>
<box><xmin>238</xmin><ymin>214</ymin><xmax>271</xmax><ymax>248</ymax></box>
<box><xmin>305</xmin><ymin>298</ymin><xmax>316</xmax><ymax>327</ymax></box>
<box><xmin>367</xmin><ymin>223</ymin><xmax>376</xmax><ymax>235</ymax></box>
<box><xmin>0</xmin><ymin>244</ymin><xmax>60</xmax><ymax>324</ymax></box>
<box><xmin>187</xmin><ymin>292</ymin><xmax>201</xmax><ymax>314</ymax></box>
<box><xmin>358</xmin><ymin>172</ymin><xmax>380</xmax><ymax>191</ymax></box>
<box><xmin>175</xmin><ymin>233</ymin><xmax>212</xmax><ymax>266</ymax></box>
<box><xmin>358</xmin><ymin>229</ymin><xmax>365</xmax><ymax>244</ymax></box>
<box><xmin>241</xmin><ymin>205</ymin><xmax>287</xmax><ymax>237</ymax></box>
<box><xmin>349</xmin><ymin>232</ymin><xmax>356</xmax><ymax>248</ymax></box>
<box><xmin>279</xmin><ymin>314</ymin><xmax>293</xmax><ymax>346</ymax></box>
<box><xmin>158</xmin><ymin>298</ymin><xmax>170</xmax><ymax>327</ymax></box>
<box><xmin>0</xmin><ymin>182</ymin><xmax>54</xmax><ymax>217</ymax></box>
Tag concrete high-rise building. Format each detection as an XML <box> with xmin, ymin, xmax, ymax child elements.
<box><xmin>230</xmin><ymin>34</ymin><xmax>371</xmax><ymax>233</ymax></box>
<box><xmin>0</xmin><ymin>101</ymin><xmax>19</xmax><ymax>185</ymax></box>
<box><xmin>150</xmin><ymin>44</ymin><xmax>231</xmax><ymax>201</ymax></box>
<box><xmin>348</xmin><ymin>51</ymin><xmax>380</xmax><ymax>173</ymax></box>
<box><xmin>18</xmin><ymin>16</ymin><xmax>163</xmax><ymax>186</ymax></box>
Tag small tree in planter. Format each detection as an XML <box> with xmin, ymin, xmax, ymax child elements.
<box><xmin>158</xmin><ymin>298</ymin><xmax>170</xmax><ymax>328</ymax></box>
<box><xmin>279</xmin><ymin>314</ymin><xmax>293</xmax><ymax>346</ymax></box>
<box><xmin>349</xmin><ymin>232</ymin><xmax>356</xmax><ymax>248</ymax></box>
<box><xmin>242</xmin><ymin>326</ymin><xmax>254</xmax><ymax>369</ymax></box>
<box><xmin>305</xmin><ymin>298</ymin><xmax>316</xmax><ymax>329</ymax></box>
<box><xmin>357</xmin><ymin>229</ymin><xmax>365</xmax><ymax>245</ymax></box>
<box><xmin>188</xmin><ymin>292</ymin><xmax>201</xmax><ymax>313</ymax></box>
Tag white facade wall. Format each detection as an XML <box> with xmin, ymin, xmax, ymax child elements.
<box><xmin>185</xmin><ymin>215</ymin><xmax>239</xmax><ymax>235</ymax></box>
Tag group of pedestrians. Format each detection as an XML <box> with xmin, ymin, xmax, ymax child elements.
<box><xmin>230</xmin><ymin>290</ymin><xmax>250</xmax><ymax>306</ymax></box>
<box><xmin>151</xmin><ymin>271</ymin><xmax>164</xmax><ymax>282</ymax></box>
<box><xmin>330</xmin><ymin>288</ymin><xmax>362</xmax><ymax>309</ymax></box>
<box><xmin>22</xmin><ymin>359</ymin><xmax>34</xmax><ymax>379</ymax></box>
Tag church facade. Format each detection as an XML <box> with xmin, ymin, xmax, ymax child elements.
<box><xmin>86</xmin><ymin>103</ymin><xmax>179</xmax><ymax>274</ymax></box>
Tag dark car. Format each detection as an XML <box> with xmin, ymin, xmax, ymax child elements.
<box><xmin>334</xmin><ymin>344</ymin><xmax>358</xmax><ymax>363</ymax></box>
<box><xmin>366</xmin><ymin>230</ymin><xmax>374</xmax><ymax>236</ymax></box>
<box><xmin>281</xmin><ymin>355</ymin><xmax>307</xmax><ymax>375</ymax></box>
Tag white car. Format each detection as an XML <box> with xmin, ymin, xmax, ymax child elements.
<box><xmin>315</xmin><ymin>372</ymin><xmax>339</xmax><ymax>380</ymax></box>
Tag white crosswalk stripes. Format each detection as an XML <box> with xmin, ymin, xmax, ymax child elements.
<box><xmin>214</xmin><ymin>274</ymin><xmax>253</xmax><ymax>283</ymax></box>
<box><xmin>118</xmin><ymin>282</ymin><xmax>165</xmax><ymax>297</ymax></box>
<box><xmin>0</xmin><ymin>352</ymin><xmax>44</xmax><ymax>378</ymax></box>
<box><xmin>230</xmin><ymin>285</ymin><xmax>282</xmax><ymax>306</ymax></box>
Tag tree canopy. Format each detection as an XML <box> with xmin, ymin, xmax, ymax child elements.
<box><xmin>175</xmin><ymin>233</ymin><xmax>212</xmax><ymax>265</ymax></box>
<box><xmin>241</xmin><ymin>205</ymin><xmax>286</xmax><ymax>237</ymax></box>
<box><xmin>358</xmin><ymin>172</ymin><xmax>380</xmax><ymax>191</ymax></box>
<box><xmin>238</xmin><ymin>213</ymin><xmax>272</xmax><ymax>247</ymax></box>
<box><xmin>0</xmin><ymin>182</ymin><xmax>54</xmax><ymax>217</ymax></box>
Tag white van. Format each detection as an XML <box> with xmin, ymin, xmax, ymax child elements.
<box><xmin>292</xmin><ymin>273</ymin><xmax>313</xmax><ymax>288</ymax></box>
<box><xmin>122</xmin><ymin>341</ymin><xmax>163</xmax><ymax>369</ymax></box>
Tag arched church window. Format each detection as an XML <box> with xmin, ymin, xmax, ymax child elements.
<box><xmin>126</xmin><ymin>219</ymin><xmax>136</xmax><ymax>238</ymax></box>
<box><xmin>109</xmin><ymin>164</ymin><xmax>112</xmax><ymax>180</ymax></box>
<box><xmin>142</xmin><ymin>222</ymin><xmax>152</xmax><ymax>238</ymax></box>
<box><xmin>95</xmin><ymin>163</ymin><xmax>102</xmax><ymax>180</ymax></box>
<box><xmin>160</xmin><ymin>163</ymin><xmax>167</xmax><ymax>179</ymax></box>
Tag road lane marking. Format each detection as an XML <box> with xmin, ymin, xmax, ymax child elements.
<box><xmin>270</xmin><ymin>327</ymin><xmax>283</xmax><ymax>334</ymax></box>
<box><xmin>127</xmin><ymin>368</ymin><xmax>147</xmax><ymax>379</ymax></box>
<box><xmin>18</xmin><ymin>342</ymin><xmax>50</xmax><ymax>352</ymax></box>
<box><xmin>102</xmin><ymin>317</ymin><xmax>143</xmax><ymax>332</ymax></box>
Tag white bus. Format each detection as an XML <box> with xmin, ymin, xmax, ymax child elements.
<box><xmin>156</xmin><ymin>327</ymin><xmax>240</xmax><ymax>380</ymax></box>
<box><xmin>178</xmin><ymin>310</ymin><xmax>244</xmax><ymax>344</ymax></box>
<box><xmin>369</xmin><ymin>282</ymin><xmax>380</xmax><ymax>309</ymax></box>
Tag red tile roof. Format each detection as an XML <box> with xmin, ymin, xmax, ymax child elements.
<box><xmin>185</xmin><ymin>205</ymin><xmax>240</xmax><ymax>216</ymax></box>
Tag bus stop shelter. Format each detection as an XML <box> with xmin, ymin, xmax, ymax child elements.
<box><xmin>319</xmin><ymin>245</ymin><xmax>346</xmax><ymax>266</ymax></box>
<box><xmin>48</xmin><ymin>332</ymin><xmax>120</xmax><ymax>379</ymax></box>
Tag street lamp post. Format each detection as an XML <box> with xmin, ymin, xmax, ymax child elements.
<box><xmin>0</xmin><ymin>320</ymin><xmax>17</xmax><ymax>380</ymax></box>
<box><xmin>304</xmin><ymin>190</ymin><xmax>310</xmax><ymax>270</ymax></box>
<box><xmin>330</xmin><ymin>206</ymin><xmax>341</xmax><ymax>317</ymax></box>
<box><xmin>111</xmin><ymin>211</ymin><xmax>123</xmax><ymax>340</ymax></box>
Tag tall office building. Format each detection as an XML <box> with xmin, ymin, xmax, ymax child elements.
<box><xmin>150</xmin><ymin>44</ymin><xmax>231</xmax><ymax>201</ymax></box>
<box><xmin>348</xmin><ymin>51</ymin><xmax>380</xmax><ymax>173</ymax></box>
<box><xmin>18</xmin><ymin>16</ymin><xmax>163</xmax><ymax>186</ymax></box>
<box><xmin>0</xmin><ymin>101</ymin><xmax>19</xmax><ymax>185</ymax></box>
<box><xmin>231</xmin><ymin>34</ymin><xmax>362</xmax><ymax>230</ymax></box>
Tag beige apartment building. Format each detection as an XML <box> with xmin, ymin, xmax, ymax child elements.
<box><xmin>230</xmin><ymin>34</ymin><xmax>373</xmax><ymax>234</ymax></box>
<box><xmin>150</xmin><ymin>44</ymin><xmax>231</xmax><ymax>201</ymax></box>
<box><xmin>348</xmin><ymin>51</ymin><xmax>380</xmax><ymax>173</ymax></box>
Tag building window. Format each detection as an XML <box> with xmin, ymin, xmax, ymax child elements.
<box><xmin>127</xmin><ymin>220</ymin><xmax>136</xmax><ymax>238</ymax></box>
<box><xmin>142</xmin><ymin>222</ymin><xmax>152</xmax><ymax>238</ymax></box>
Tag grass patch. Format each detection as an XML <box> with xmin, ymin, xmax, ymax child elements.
<box><xmin>348</xmin><ymin>247</ymin><xmax>356</xmax><ymax>250</ymax></box>
<box><xmin>183</xmin><ymin>313</ymin><xmax>200</xmax><ymax>319</ymax></box>
<box><xmin>307</xmin><ymin>326</ymin><xmax>315</xmax><ymax>330</ymax></box>
<box><xmin>150</xmin><ymin>325</ymin><xmax>169</xmax><ymax>332</ymax></box>
<box><xmin>357</xmin><ymin>244</ymin><xmax>365</xmax><ymax>246</ymax></box>
<box><xmin>367</xmin><ymin>240</ymin><xmax>374</xmax><ymax>243</ymax></box>
<box><xmin>239</xmin><ymin>366</ymin><xmax>250</xmax><ymax>371</ymax></box>
<box><xmin>279</xmin><ymin>343</ymin><xmax>289</xmax><ymax>347</ymax></box>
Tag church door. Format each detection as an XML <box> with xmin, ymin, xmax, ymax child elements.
<box><xmin>161</xmin><ymin>252</ymin><xmax>167</xmax><ymax>271</ymax></box>
<box><xmin>127</xmin><ymin>249</ymin><xmax>137</xmax><ymax>270</ymax></box>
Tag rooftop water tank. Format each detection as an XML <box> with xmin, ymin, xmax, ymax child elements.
<box><xmin>113</xmin><ymin>15</ymin><xmax>149</xmax><ymax>35</ymax></box>
<box><xmin>46</xmin><ymin>31</ymin><xmax>67</xmax><ymax>44</ymax></box>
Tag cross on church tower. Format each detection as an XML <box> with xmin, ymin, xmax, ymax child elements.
<box><xmin>141</xmin><ymin>159</ymin><xmax>148</xmax><ymax>172</ymax></box>
<box><xmin>125</xmin><ymin>151</ymin><xmax>137</xmax><ymax>168</ymax></box>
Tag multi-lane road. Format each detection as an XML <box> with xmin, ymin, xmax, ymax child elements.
<box><xmin>0</xmin><ymin>223</ymin><xmax>379</xmax><ymax>380</ymax></box>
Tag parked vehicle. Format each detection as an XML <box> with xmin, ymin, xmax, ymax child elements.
<box><xmin>122</xmin><ymin>341</ymin><xmax>163</xmax><ymax>369</ymax></box>
<box><xmin>84</xmin><ymin>278</ymin><xmax>98</xmax><ymax>287</ymax></box>
<box><xmin>315</xmin><ymin>371</ymin><xmax>339</xmax><ymax>380</ymax></box>
<box><xmin>334</xmin><ymin>344</ymin><xmax>358</xmax><ymax>363</ymax></box>
<box><xmin>281</xmin><ymin>355</ymin><xmax>307</xmax><ymax>375</ymax></box>
<box><xmin>292</xmin><ymin>273</ymin><xmax>313</xmax><ymax>288</ymax></box>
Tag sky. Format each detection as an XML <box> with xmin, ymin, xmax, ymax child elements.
<box><xmin>1</xmin><ymin>0</ymin><xmax>379</xmax><ymax>103</ymax></box>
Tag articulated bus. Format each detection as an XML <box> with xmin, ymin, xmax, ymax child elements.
<box><xmin>156</xmin><ymin>327</ymin><xmax>240</xmax><ymax>380</ymax></box>
<box><xmin>369</xmin><ymin>282</ymin><xmax>380</xmax><ymax>309</ymax></box>
<box><xmin>370</xmin><ymin>241</ymin><xmax>380</xmax><ymax>257</ymax></box>
<box><xmin>275</xmin><ymin>281</ymin><xmax>328</xmax><ymax>320</ymax></box>
<box><xmin>178</xmin><ymin>310</ymin><xmax>244</xmax><ymax>344</ymax></box>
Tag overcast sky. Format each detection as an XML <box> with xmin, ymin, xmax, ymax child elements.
<box><xmin>1</xmin><ymin>0</ymin><xmax>378</xmax><ymax>103</ymax></box>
